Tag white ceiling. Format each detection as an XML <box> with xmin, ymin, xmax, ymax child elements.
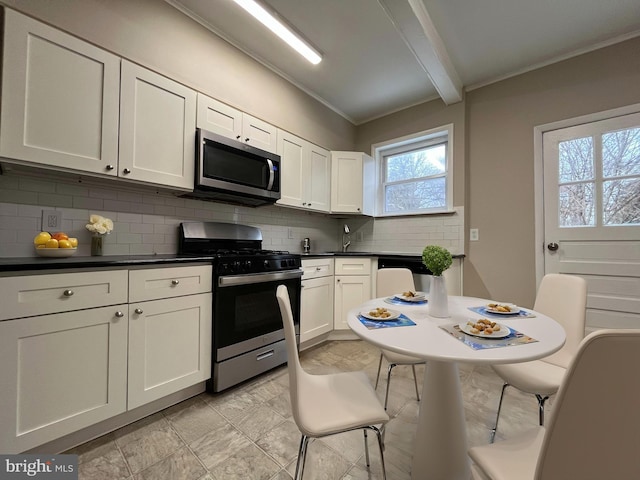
<box><xmin>167</xmin><ymin>0</ymin><xmax>640</xmax><ymax>124</ymax></box>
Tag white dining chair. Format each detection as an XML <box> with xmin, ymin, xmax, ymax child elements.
<box><xmin>276</xmin><ymin>285</ymin><xmax>389</xmax><ymax>480</ymax></box>
<box><xmin>470</xmin><ymin>329</ymin><xmax>640</xmax><ymax>480</ymax></box>
<box><xmin>374</xmin><ymin>268</ymin><xmax>425</xmax><ymax>410</ymax></box>
<box><xmin>489</xmin><ymin>273</ymin><xmax>587</xmax><ymax>442</ymax></box>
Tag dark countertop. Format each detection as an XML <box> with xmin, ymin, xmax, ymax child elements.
<box><xmin>0</xmin><ymin>254</ymin><xmax>215</xmax><ymax>273</ymax></box>
<box><xmin>302</xmin><ymin>252</ymin><xmax>465</xmax><ymax>259</ymax></box>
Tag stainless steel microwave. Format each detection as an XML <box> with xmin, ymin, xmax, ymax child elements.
<box><xmin>187</xmin><ymin>128</ymin><xmax>281</xmax><ymax>207</ymax></box>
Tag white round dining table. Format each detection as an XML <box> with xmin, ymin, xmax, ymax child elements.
<box><xmin>347</xmin><ymin>295</ymin><xmax>566</xmax><ymax>480</ymax></box>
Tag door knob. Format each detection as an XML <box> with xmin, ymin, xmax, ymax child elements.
<box><xmin>547</xmin><ymin>242</ymin><xmax>559</xmax><ymax>251</ymax></box>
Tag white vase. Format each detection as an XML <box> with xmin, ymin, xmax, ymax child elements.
<box><xmin>429</xmin><ymin>275</ymin><xmax>449</xmax><ymax>318</ymax></box>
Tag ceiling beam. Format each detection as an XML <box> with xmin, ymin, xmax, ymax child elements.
<box><xmin>378</xmin><ymin>0</ymin><xmax>463</xmax><ymax>104</ymax></box>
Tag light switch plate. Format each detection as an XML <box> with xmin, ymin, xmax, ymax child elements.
<box><xmin>288</xmin><ymin>227</ymin><xmax>295</xmax><ymax>239</ymax></box>
<box><xmin>42</xmin><ymin>210</ymin><xmax>62</xmax><ymax>231</ymax></box>
<box><xmin>470</xmin><ymin>228</ymin><xmax>479</xmax><ymax>241</ymax></box>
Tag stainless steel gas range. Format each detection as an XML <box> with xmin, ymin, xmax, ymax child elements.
<box><xmin>179</xmin><ymin>222</ymin><xmax>301</xmax><ymax>392</ymax></box>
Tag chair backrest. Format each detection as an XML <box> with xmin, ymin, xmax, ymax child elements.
<box><xmin>533</xmin><ymin>273</ymin><xmax>586</xmax><ymax>368</ymax></box>
<box><xmin>376</xmin><ymin>268</ymin><xmax>416</xmax><ymax>297</ymax></box>
<box><xmin>276</xmin><ymin>284</ymin><xmax>313</xmax><ymax>436</ymax></box>
<box><xmin>535</xmin><ymin>329</ymin><xmax>640</xmax><ymax>480</ymax></box>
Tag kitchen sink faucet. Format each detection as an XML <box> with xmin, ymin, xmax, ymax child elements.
<box><xmin>342</xmin><ymin>224</ymin><xmax>351</xmax><ymax>252</ymax></box>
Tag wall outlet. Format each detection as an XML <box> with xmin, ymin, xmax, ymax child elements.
<box><xmin>470</xmin><ymin>228</ymin><xmax>479</xmax><ymax>241</ymax></box>
<box><xmin>288</xmin><ymin>227</ymin><xmax>295</xmax><ymax>239</ymax></box>
<box><xmin>42</xmin><ymin>210</ymin><xmax>62</xmax><ymax>231</ymax></box>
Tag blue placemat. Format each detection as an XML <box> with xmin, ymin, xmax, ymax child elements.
<box><xmin>440</xmin><ymin>323</ymin><xmax>538</xmax><ymax>350</ymax></box>
<box><xmin>358</xmin><ymin>313</ymin><xmax>416</xmax><ymax>329</ymax></box>
<box><xmin>384</xmin><ymin>297</ymin><xmax>428</xmax><ymax>306</ymax></box>
<box><xmin>468</xmin><ymin>306</ymin><xmax>536</xmax><ymax>318</ymax></box>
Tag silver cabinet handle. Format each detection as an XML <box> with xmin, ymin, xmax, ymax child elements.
<box><xmin>105</xmin><ymin>164</ymin><xmax>115</xmax><ymax>171</ymax></box>
<box><xmin>316</xmin><ymin>267</ymin><xmax>321</xmax><ymax>271</ymax></box>
<box><xmin>547</xmin><ymin>242</ymin><xmax>559</xmax><ymax>251</ymax></box>
<box><xmin>134</xmin><ymin>308</ymin><xmax>143</xmax><ymax>314</ymax></box>
<box><xmin>123</xmin><ymin>168</ymin><xmax>131</xmax><ymax>174</ymax></box>
<box><xmin>63</xmin><ymin>289</ymin><xmax>74</xmax><ymax>297</ymax></box>
<box><xmin>171</xmin><ymin>279</ymin><xmax>180</xmax><ymax>285</ymax></box>
<box><xmin>115</xmin><ymin>311</ymin><xmax>124</xmax><ymax>318</ymax></box>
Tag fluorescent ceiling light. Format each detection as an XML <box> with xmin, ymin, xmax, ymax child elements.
<box><xmin>232</xmin><ymin>0</ymin><xmax>322</xmax><ymax>65</ymax></box>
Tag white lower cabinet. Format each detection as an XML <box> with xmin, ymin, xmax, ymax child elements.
<box><xmin>333</xmin><ymin>258</ymin><xmax>373</xmax><ymax>330</ymax></box>
<box><xmin>128</xmin><ymin>293</ymin><xmax>211</xmax><ymax>409</ymax></box>
<box><xmin>0</xmin><ymin>264</ymin><xmax>212</xmax><ymax>453</ymax></box>
<box><xmin>0</xmin><ymin>304</ymin><xmax>128</xmax><ymax>454</ymax></box>
<box><xmin>301</xmin><ymin>258</ymin><xmax>335</xmax><ymax>343</ymax></box>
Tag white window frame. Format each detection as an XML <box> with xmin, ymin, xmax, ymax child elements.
<box><xmin>372</xmin><ymin>124</ymin><xmax>454</xmax><ymax>217</ymax></box>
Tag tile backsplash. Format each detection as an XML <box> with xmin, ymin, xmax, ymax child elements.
<box><xmin>0</xmin><ymin>169</ymin><xmax>464</xmax><ymax>258</ymax></box>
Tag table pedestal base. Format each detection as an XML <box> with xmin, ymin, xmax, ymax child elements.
<box><xmin>411</xmin><ymin>361</ymin><xmax>470</xmax><ymax>480</ymax></box>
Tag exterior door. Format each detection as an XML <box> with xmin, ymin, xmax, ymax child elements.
<box><xmin>543</xmin><ymin>112</ymin><xmax>640</xmax><ymax>332</ymax></box>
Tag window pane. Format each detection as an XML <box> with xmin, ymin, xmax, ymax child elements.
<box><xmin>603</xmin><ymin>178</ymin><xmax>640</xmax><ymax>225</ymax></box>
<box><xmin>385</xmin><ymin>178</ymin><xmax>445</xmax><ymax>212</ymax></box>
<box><xmin>559</xmin><ymin>137</ymin><xmax>593</xmax><ymax>183</ymax></box>
<box><xmin>559</xmin><ymin>182</ymin><xmax>594</xmax><ymax>226</ymax></box>
<box><xmin>602</xmin><ymin>127</ymin><xmax>640</xmax><ymax>178</ymax></box>
<box><xmin>386</xmin><ymin>144</ymin><xmax>445</xmax><ymax>182</ymax></box>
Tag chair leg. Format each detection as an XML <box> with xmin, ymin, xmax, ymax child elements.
<box><xmin>370</xmin><ymin>426</ymin><xmax>387</xmax><ymax>480</ymax></box>
<box><xmin>374</xmin><ymin>353</ymin><xmax>383</xmax><ymax>390</ymax></box>
<box><xmin>383</xmin><ymin>363</ymin><xmax>396</xmax><ymax>410</ymax></box>
<box><xmin>536</xmin><ymin>394</ymin><xmax>550</xmax><ymax>426</ymax></box>
<box><xmin>294</xmin><ymin>435</ymin><xmax>310</xmax><ymax>480</ymax></box>
<box><xmin>363</xmin><ymin>429</ymin><xmax>370</xmax><ymax>467</ymax></box>
<box><xmin>490</xmin><ymin>383</ymin><xmax>510</xmax><ymax>443</ymax></box>
<box><xmin>411</xmin><ymin>364</ymin><xmax>420</xmax><ymax>401</ymax></box>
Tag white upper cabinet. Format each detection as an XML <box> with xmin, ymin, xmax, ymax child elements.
<box><xmin>277</xmin><ymin>130</ymin><xmax>331</xmax><ymax>212</ymax></box>
<box><xmin>0</xmin><ymin>9</ymin><xmax>196</xmax><ymax>191</ymax></box>
<box><xmin>196</xmin><ymin>94</ymin><xmax>277</xmax><ymax>154</ymax></box>
<box><xmin>0</xmin><ymin>8</ymin><xmax>120</xmax><ymax>175</ymax></box>
<box><xmin>119</xmin><ymin>60</ymin><xmax>196</xmax><ymax>190</ymax></box>
<box><xmin>331</xmin><ymin>151</ymin><xmax>375</xmax><ymax>215</ymax></box>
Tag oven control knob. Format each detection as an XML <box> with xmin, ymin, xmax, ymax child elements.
<box><xmin>245</xmin><ymin>260</ymin><xmax>252</xmax><ymax>271</ymax></box>
<box><xmin>263</xmin><ymin>259</ymin><xmax>270</xmax><ymax>269</ymax></box>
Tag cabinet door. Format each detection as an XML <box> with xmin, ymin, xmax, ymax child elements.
<box><xmin>277</xmin><ymin>130</ymin><xmax>306</xmax><ymax>208</ymax></box>
<box><xmin>331</xmin><ymin>151</ymin><xmax>364</xmax><ymax>213</ymax></box>
<box><xmin>119</xmin><ymin>60</ymin><xmax>196</xmax><ymax>190</ymax></box>
<box><xmin>242</xmin><ymin>114</ymin><xmax>277</xmax><ymax>154</ymax></box>
<box><xmin>128</xmin><ymin>293</ymin><xmax>212</xmax><ymax>409</ymax></box>
<box><xmin>0</xmin><ymin>9</ymin><xmax>120</xmax><ymax>175</ymax></box>
<box><xmin>196</xmin><ymin>93</ymin><xmax>243</xmax><ymax>140</ymax></box>
<box><xmin>301</xmin><ymin>276</ymin><xmax>334</xmax><ymax>342</ymax></box>
<box><xmin>334</xmin><ymin>275</ymin><xmax>371</xmax><ymax>330</ymax></box>
<box><xmin>0</xmin><ymin>306</ymin><xmax>128</xmax><ymax>453</ymax></box>
<box><xmin>307</xmin><ymin>144</ymin><xmax>331</xmax><ymax>212</ymax></box>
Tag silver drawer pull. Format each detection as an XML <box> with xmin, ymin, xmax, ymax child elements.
<box><xmin>115</xmin><ymin>311</ymin><xmax>124</xmax><ymax>318</ymax></box>
<box><xmin>63</xmin><ymin>289</ymin><xmax>74</xmax><ymax>297</ymax></box>
<box><xmin>256</xmin><ymin>350</ymin><xmax>275</xmax><ymax>361</ymax></box>
<box><xmin>316</xmin><ymin>267</ymin><xmax>321</xmax><ymax>271</ymax></box>
<box><xmin>134</xmin><ymin>308</ymin><xmax>143</xmax><ymax>314</ymax></box>
<box><xmin>171</xmin><ymin>279</ymin><xmax>180</xmax><ymax>285</ymax></box>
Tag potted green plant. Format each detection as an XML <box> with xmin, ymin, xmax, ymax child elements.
<box><xmin>422</xmin><ymin>245</ymin><xmax>453</xmax><ymax>317</ymax></box>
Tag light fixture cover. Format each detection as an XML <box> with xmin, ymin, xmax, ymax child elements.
<box><xmin>233</xmin><ymin>0</ymin><xmax>322</xmax><ymax>65</ymax></box>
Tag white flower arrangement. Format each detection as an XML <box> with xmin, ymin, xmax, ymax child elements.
<box><xmin>86</xmin><ymin>214</ymin><xmax>114</xmax><ymax>235</ymax></box>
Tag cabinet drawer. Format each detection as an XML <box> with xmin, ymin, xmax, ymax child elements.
<box><xmin>334</xmin><ymin>258</ymin><xmax>372</xmax><ymax>275</ymax></box>
<box><xmin>129</xmin><ymin>265</ymin><xmax>212</xmax><ymax>302</ymax></box>
<box><xmin>302</xmin><ymin>258</ymin><xmax>334</xmax><ymax>280</ymax></box>
<box><xmin>0</xmin><ymin>270</ymin><xmax>128</xmax><ymax>320</ymax></box>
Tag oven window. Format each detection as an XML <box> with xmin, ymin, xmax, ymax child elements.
<box><xmin>214</xmin><ymin>278</ymin><xmax>300</xmax><ymax>350</ymax></box>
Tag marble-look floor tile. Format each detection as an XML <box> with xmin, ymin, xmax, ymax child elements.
<box><xmin>208</xmin><ymin>442</ymin><xmax>281</xmax><ymax>480</ymax></box>
<box><xmin>118</xmin><ymin>423</ymin><xmax>185</xmax><ymax>474</ymax></box>
<box><xmin>190</xmin><ymin>423</ymin><xmax>252</xmax><ymax>470</ymax></box>
<box><xmin>255</xmin><ymin>419</ymin><xmax>301</xmax><ymax>467</ymax></box>
<box><xmin>285</xmin><ymin>439</ymin><xmax>352</xmax><ymax>480</ymax></box>
<box><xmin>235</xmin><ymin>404</ymin><xmax>287</xmax><ymax>441</ymax></box>
<box><xmin>134</xmin><ymin>446</ymin><xmax>205</xmax><ymax>480</ymax></box>
<box><xmin>163</xmin><ymin>396</ymin><xmax>228</xmax><ymax>444</ymax></box>
<box><xmin>77</xmin><ymin>447</ymin><xmax>132</xmax><ymax>480</ymax></box>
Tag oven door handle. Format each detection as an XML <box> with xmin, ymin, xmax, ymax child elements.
<box><xmin>218</xmin><ymin>269</ymin><xmax>303</xmax><ymax>287</ymax></box>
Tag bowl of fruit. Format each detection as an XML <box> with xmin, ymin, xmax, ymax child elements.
<box><xmin>34</xmin><ymin>231</ymin><xmax>79</xmax><ymax>257</ymax></box>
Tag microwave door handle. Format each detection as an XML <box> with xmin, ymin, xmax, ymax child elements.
<box><xmin>266</xmin><ymin>159</ymin><xmax>275</xmax><ymax>190</ymax></box>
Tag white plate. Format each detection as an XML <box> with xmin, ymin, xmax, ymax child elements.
<box><xmin>459</xmin><ymin>322</ymin><xmax>511</xmax><ymax>339</ymax></box>
<box><xmin>394</xmin><ymin>292</ymin><xmax>427</xmax><ymax>302</ymax></box>
<box><xmin>35</xmin><ymin>247</ymin><xmax>77</xmax><ymax>258</ymax></box>
<box><xmin>485</xmin><ymin>303</ymin><xmax>520</xmax><ymax>315</ymax></box>
<box><xmin>360</xmin><ymin>308</ymin><xmax>401</xmax><ymax>321</ymax></box>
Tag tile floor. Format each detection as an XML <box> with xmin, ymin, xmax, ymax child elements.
<box><xmin>67</xmin><ymin>340</ymin><xmax>546</xmax><ymax>479</ymax></box>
